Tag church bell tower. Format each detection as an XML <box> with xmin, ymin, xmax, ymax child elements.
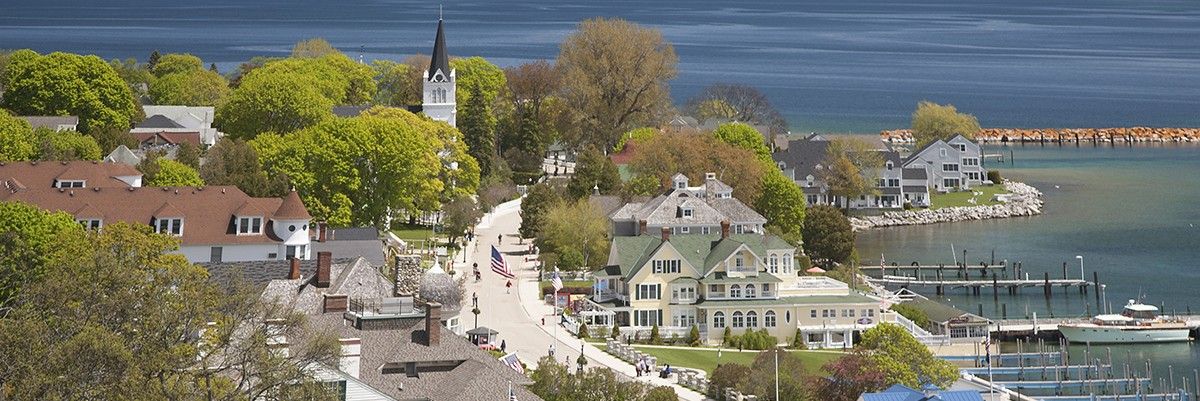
<box><xmin>422</xmin><ymin>16</ymin><xmax>456</xmax><ymax>127</ymax></box>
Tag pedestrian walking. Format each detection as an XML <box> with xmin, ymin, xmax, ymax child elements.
<box><xmin>505</xmin><ymin>280</ymin><xmax>512</xmax><ymax>294</ymax></box>
<box><xmin>472</xmin><ymin>292</ymin><xmax>478</xmax><ymax>306</ymax></box>
<box><xmin>500</xmin><ymin>340</ymin><xmax>506</xmax><ymax>352</ymax></box>
<box><xmin>497</xmin><ymin>234</ymin><xmax>502</xmax><ymax>244</ymax></box>
<box><xmin>541</xmin><ymin>317</ymin><xmax>545</xmax><ymax>325</ymax></box>
<box><xmin>548</xmin><ymin>343</ymin><xmax>556</xmax><ymax>357</ymax></box>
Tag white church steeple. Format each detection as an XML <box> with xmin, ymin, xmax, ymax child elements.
<box><xmin>422</xmin><ymin>16</ymin><xmax>456</xmax><ymax>127</ymax></box>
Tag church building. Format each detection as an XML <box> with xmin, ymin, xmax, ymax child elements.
<box><xmin>421</xmin><ymin>17</ymin><xmax>456</xmax><ymax>127</ymax></box>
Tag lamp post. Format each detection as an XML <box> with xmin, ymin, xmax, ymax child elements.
<box><xmin>1075</xmin><ymin>255</ymin><xmax>1084</xmax><ymax>280</ymax></box>
<box><xmin>576</xmin><ymin>343</ymin><xmax>587</xmax><ymax>374</ymax></box>
<box><xmin>472</xmin><ymin>306</ymin><xmax>481</xmax><ymax>329</ymax></box>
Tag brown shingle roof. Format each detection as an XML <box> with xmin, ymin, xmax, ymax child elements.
<box><xmin>0</xmin><ymin>161</ymin><xmax>140</xmax><ymax>191</ymax></box>
<box><xmin>274</xmin><ymin>190</ymin><xmax>312</xmax><ymax>220</ymax></box>
<box><xmin>132</xmin><ymin>131</ymin><xmax>201</xmax><ymax>147</ymax></box>
<box><xmin>3</xmin><ymin>185</ymin><xmax>308</xmax><ymax>246</ymax></box>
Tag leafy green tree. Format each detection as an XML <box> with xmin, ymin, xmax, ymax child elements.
<box><xmin>622</xmin><ymin>174</ymin><xmax>661</xmax><ymax>198</ymax></box>
<box><xmin>228</xmin><ymin>56</ymin><xmax>279</xmax><ymax>88</ymax></box>
<box><xmin>442</xmin><ymin>196</ymin><xmax>482</xmax><ymax>246</ymax></box>
<box><xmin>630</xmin><ymin>132</ymin><xmax>766</xmax><ymax>205</ymax></box>
<box><xmin>251</xmin><ymin>111</ymin><xmax>446</xmax><ymax>227</ymax></box>
<box><xmin>519</xmin><ymin>182</ymin><xmax>563</xmax><ymax>239</ymax></box>
<box><xmin>149</xmin><ymin>68</ymin><xmax>230</xmax><ymax>106</ymax></box>
<box><xmin>858</xmin><ymin>323</ymin><xmax>959</xmax><ymax>388</ymax></box>
<box><xmin>529</xmin><ymin>356</ymin><xmax>674</xmax><ymax>401</ymax></box>
<box><xmin>145</xmin><ymin>158</ymin><xmax>204</xmax><ymax>187</ymax></box>
<box><xmin>0</xmin><ymin>112</ymin><xmax>36</xmax><ymax>161</ymax></box>
<box><xmin>708</xmin><ymin>363</ymin><xmax>752</xmax><ymax>399</ymax></box>
<box><xmin>459</xmin><ymin>86</ymin><xmax>496</xmax><ymax>174</ymax></box>
<box><xmin>811</xmin><ymin>351</ymin><xmax>889</xmax><ymax>401</ymax></box>
<box><xmin>740</xmin><ymin>348</ymin><xmax>813</xmax><ymax>401</ymax></box>
<box><xmin>567</xmin><ymin>147</ymin><xmax>621</xmax><ymax>199</ymax></box>
<box><xmin>802</xmin><ymin>205</ymin><xmax>855</xmax><ymax>268</ymax></box>
<box><xmin>150</xmin><ymin>53</ymin><xmax>203</xmax><ymax>77</ymax></box>
<box><xmin>756</xmin><ymin>170</ymin><xmax>806</xmax><ymax>244</ymax></box>
<box><xmin>613</xmin><ymin>127</ymin><xmax>657</xmax><ymax>153</ymax></box>
<box><xmin>372</xmin><ymin>59</ymin><xmax>416</xmax><ymax>106</ymax></box>
<box><xmin>0</xmin><ymin>201</ymin><xmax>80</xmax><ymax>307</ymax></box>
<box><xmin>292</xmin><ymin>37</ymin><xmax>340</xmax><ymax>58</ymax></box>
<box><xmin>174</xmin><ymin>142</ymin><xmax>201</xmax><ymax>169</ymax></box>
<box><xmin>359</xmin><ymin>106</ymin><xmax>480</xmax><ymax>202</ymax></box>
<box><xmin>35</xmin><ymin>128</ymin><xmax>102</xmax><ymax>161</ymax></box>
<box><xmin>451</xmin><ymin>56</ymin><xmax>507</xmax><ymax>106</ymax></box>
<box><xmin>200</xmin><ymin>138</ymin><xmax>289</xmax><ymax>197</ymax></box>
<box><xmin>822</xmin><ymin>137</ymin><xmax>884</xmax><ymax>208</ymax></box>
<box><xmin>890</xmin><ymin>303</ymin><xmax>932</xmax><ymax>329</ymax></box>
<box><xmin>1</xmin><ymin>50</ymin><xmax>143</xmax><ymax>133</ymax></box>
<box><xmin>255</xmin><ymin>53</ymin><xmax>376</xmax><ymax>105</ymax></box>
<box><xmin>557</xmin><ymin>18</ymin><xmax>677</xmax><ymax>149</ymax></box>
<box><xmin>216</xmin><ymin>71</ymin><xmax>334</xmax><ymax>139</ymax></box>
<box><xmin>911</xmin><ymin>100</ymin><xmax>981</xmax><ymax>147</ymax></box>
<box><xmin>0</xmin><ymin>223</ymin><xmax>341</xmax><ymax>400</ymax></box>
<box><xmin>90</xmin><ymin>125</ymin><xmax>138</xmax><ymax>153</ymax></box>
<box><xmin>108</xmin><ymin>57</ymin><xmax>155</xmax><ymax>100</ymax></box>
<box><xmin>649</xmin><ymin>324</ymin><xmax>662</xmax><ymax>344</ymax></box>
<box><xmin>686</xmin><ymin>325</ymin><xmax>701</xmax><ymax>346</ymax></box>
<box><xmin>712</xmin><ymin>122</ymin><xmax>771</xmax><ymax>162</ymax></box>
<box><xmin>537</xmin><ymin>199</ymin><xmax>609</xmax><ymax>270</ymax></box>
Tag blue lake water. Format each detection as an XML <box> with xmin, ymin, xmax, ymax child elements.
<box><xmin>5</xmin><ymin>0</ymin><xmax>1200</xmax><ymax>385</ymax></box>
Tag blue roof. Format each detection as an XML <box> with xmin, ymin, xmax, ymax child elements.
<box><xmin>861</xmin><ymin>384</ymin><xmax>984</xmax><ymax>401</ymax></box>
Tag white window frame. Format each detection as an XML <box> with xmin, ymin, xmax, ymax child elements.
<box><xmin>635</xmin><ymin>310</ymin><xmax>662</xmax><ymax>327</ymax></box>
<box><xmin>729</xmin><ymin>284</ymin><xmax>741</xmax><ymax>298</ymax></box>
<box><xmin>744</xmin><ymin>284</ymin><xmax>756</xmax><ymax>298</ymax></box>
<box><xmin>745</xmin><ymin>311</ymin><xmax>758</xmax><ymax>328</ymax></box>
<box><xmin>77</xmin><ymin>219</ymin><xmax>102</xmax><ymax>230</ymax></box>
<box><xmin>768</xmin><ymin>255</ymin><xmax>779</xmax><ymax>274</ymax></box>
<box><xmin>671</xmin><ymin>285</ymin><xmax>696</xmax><ymax>302</ymax></box>
<box><xmin>237</xmin><ymin>216</ymin><xmax>264</xmax><ymax>235</ymax></box>
<box><xmin>962</xmin><ymin>157</ymin><xmax>979</xmax><ymax>166</ymax></box>
<box><xmin>672</xmin><ymin>310</ymin><xmax>697</xmax><ymax>328</ymax></box>
<box><xmin>765</xmin><ymin>311</ymin><xmax>776</xmax><ymax>327</ymax></box>
<box><xmin>682</xmin><ymin>208</ymin><xmax>693</xmax><ymax>218</ymax></box>
<box><xmin>701</xmin><ymin>226</ymin><xmax>711</xmax><ymax>234</ymax></box>
<box><xmin>636</xmin><ymin>284</ymin><xmax>661</xmax><ymax>300</ymax></box>
<box><xmin>680</xmin><ymin>226</ymin><xmax>690</xmax><ymax>234</ymax></box>
<box><xmin>731</xmin><ymin>312</ymin><xmax>744</xmax><ymax>328</ymax></box>
<box><xmin>713</xmin><ymin>312</ymin><xmax>726</xmax><ymax>328</ymax></box>
<box><xmin>57</xmin><ymin>180</ymin><xmax>85</xmax><ymax>188</ymax></box>
<box><xmin>156</xmin><ymin>218</ymin><xmax>183</xmax><ymax>236</ymax></box>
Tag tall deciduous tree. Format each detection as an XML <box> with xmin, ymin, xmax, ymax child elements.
<box><xmin>0</xmin><ymin>201</ymin><xmax>80</xmax><ymax>308</ymax></box>
<box><xmin>686</xmin><ymin>84</ymin><xmax>789</xmax><ymax>139</ymax></box>
<box><xmin>372</xmin><ymin>59</ymin><xmax>416</xmax><ymax>106</ymax></box>
<box><xmin>451</xmin><ymin>56</ymin><xmax>507</xmax><ymax>106</ymax></box>
<box><xmin>857</xmin><ymin>323</ymin><xmax>959</xmax><ymax>388</ymax></box>
<box><xmin>359</xmin><ymin>106</ymin><xmax>480</xmax><ymax>202</ymax></box>
<box><xmin>1</xmin><ymin>50</ymin><xmax>143</xmax><ymax>133</ymax></box>
<box><xmin>0</xmin><ymin>223</ymin><xmax>341</xmax><ymax>400</ymax></box>
<box><xmin>529</xmin><ymin>356</ymin><xmax>676</xmax><ymax>401</ymax></box>
<box><xmin>174</xmin><ymin>142</ymin><xmax>201</xmax><ymax>169</ymax></box>
<box><xmin>822</xmin><ymin>137</ymin><xmax>884</xmax><ymax>207</ymax></box>
<box><xmin>712</xmin><ymin>122</ymin><xmax>771</xmax><ymax>163</ymax></box>
<box><xmin>35</xmin><ymin>128</ymin><xmax>102</xmax><ymax>161</ymax></box>
<box><xmin>108</xmin><ymin>57</ymin><xmax>155</xmax><ymax>100</ymax></box>
<box><xmin>0</xmin><ymin>112</ymin><xmax>36</xmax><ymax>161</ymax></box>
<box><xmin>538</xmin><ymin>199</ymin><xmax>609</xmax><ymax>270</ymax></box>
<box><xmin>810</xmin><ymin>351</ymin><xmax>889</xmax><ymax>401</ymax></box>
<box><xmin>755</xmin><ymin>170</ymin><xmax>806</xmax><ymax>245</ymax></box>
<box><xmin>630</xmin><ymin>132</ymin><xmax>765</xmax><ymax>205</ymax></box>
<box><xmin>291</xmin><ymin>37</ymin><xmax>340</xmax><ymax>58</ymax></box>
<box><xmin>739</xmin><ymin>348</ymin><xmax>814</xmax><ymax>401</ymax></box>
<box><xmin>200</xmin><ymin>138</ymin><xmax>289</xmax><ymax>198</ymax></box>
<box><xmin>802</xmin><ymin>205</ymin><xmax>855</xmax><ymax>268</ymax></box>
<box><xmin>567</xmin><ymin>147</ymin><xmax>621</xmax><ymax>199</ymax></box>
<box><xmin>911</xmin><ymin>100</ymin><xmax>981</xmax><ymax>147</ymax></box>
<box><xmin>149</xmin><ymin>68</ymin><xmax>231</xmax><ymax>106</ymax></box>
<box><xmin>150</xmin><ymin>53</ymin><xmax>203</xmax><ymax>77</ymax></box>
<box><xmin>253</xmin><ymin>54</ymin><xmax>376</xmax><ymax>105</ymax></box>
<box><xmin>613</xmin><ymin>127</ymin><xmax>657</xmax><ymax>153</ymax></box>
<box><xmin>519</xmin><ymin>182</ymin><xmax>563</xmax><ymax>240</ymax></box>
<box><xmin>442</xmin><ymin>196</ymin><xmax>482</xmax><ymax>245</ymax></box>
<box><xmin>708</xmin><ymin>363</ymin><xmax>753</xmax><ymax>400</ymax></box>
<box><xmin>144</xmin><ymin>158</ymin><xmax>204</xmax><ymax>187</ymax></box>
<box><xmin>557</xmin><ymin>18</ymin><xmax>677</xmax><ymax>150</ymax></box>
<box><xmin>216</xmin><ymin>72</ymin><xmax>334</xmax><ymax>139</ymax></box>
<box><xmin>459</xmin><ymin>86</ymin><xmax>496</xmax><ymax>175</ymax></box>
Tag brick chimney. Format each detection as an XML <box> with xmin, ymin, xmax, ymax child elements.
<box><xmin>425</xmin><ymin>302</ymin><xmax>442</xmax><ymax>346</ymax></box>
<box><xmin>316</xmin><ymin>251</ymin><xmax>332</xmax><ymax>288</ymax></box>
<box><xmin>720</xmin><ymin>220</ymin><xmax>731</xmax><ymax>239</ymax></box>
<box><xmin>289</xmin><ymin>257</ymin><xmax>301</xmax><ymax>279</ymax></box>
<box><xmin>323</xmin><ymin>293</ymin><xmax>348</xmax><ymax>313</ymax></box>
<box><xmin>638</xmin><ymin>219</ymin><xmax>648</xmax><ymax>235</ymax></box>
<box><xmin>660</xmin><ymin>226</ymin><xmax>670</xmax><ymax>242</ymax></box>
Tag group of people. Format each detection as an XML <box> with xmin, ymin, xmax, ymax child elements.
<box><xmin>634</xmin><ymin>359</ymin><xmax>673</xmax><ymax>379</ymax></box>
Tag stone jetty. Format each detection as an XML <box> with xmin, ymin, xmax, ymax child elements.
<box><xmin>849</xmin><ymin>181</ymin><xmax>1042</xmax><ymax>231</ymax></box>
<box><xmin>881</xmin><ymin>127</ymin><xmax>1200</xmax><ymax>144</ymax></box>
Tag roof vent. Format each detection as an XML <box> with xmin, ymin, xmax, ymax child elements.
<box><xmin>92</xmin><ymin>160</ymin><xmax>98</xmax><ymax>164</ymax></box>
<box><xmin>68</xmin><ymin>191</ymin><xmax>74</xmax><ymax>197</ymax></box>
<box><xmin>222</xmin><ymin>188</ymin><xmax>226</xmax><ymax>194</ymax></box>
<box><xmin>58</xmin><ymin>188</ymin><xmax>64</xmax><ymax>193</ymax></box>
<box><xmin>174</xmin><ymin>189</ymin><xmax>179</xmax><ymax>194</ymax></box>
<box><xmin>127</xmin><ymin>187</ymin><xmax>135</xmax><ymax>192</ymax></box>
<box><xmin>92</xmin><ymin>187</ymin><xmax>99</xmax><ymax>192</ymax></box>
<box><xmin>60</xmin><ymin>161</ymin><xmax>68</xmax><ymax>165</ymax></box>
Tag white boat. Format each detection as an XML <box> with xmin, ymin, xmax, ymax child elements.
<box><xmin>1059</xmin><ymin>300</ymin><xmax>1192</xmax><ymax>343</ymax></box>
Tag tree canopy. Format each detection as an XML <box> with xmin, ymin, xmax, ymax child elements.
<box><xmin>537</xmin><ymin>199</ymin><xmax>609</xmax><ymax>270</ymax></box>
<box><xmin>144</xmin><ymin>158</ymin><xmax>205</xmax><ymax>187</ymax></box>
<box><xmin>857</xmin><ymin>323</ymin><xmax>959</xmax><ymax>388</ymax></box>
<box><xmin>1</xmin><ymin>50</ymin><xmax>143</xmax><ymax>133</ymax></box>
<box><xmin>712</xmin><ymin>122</ymin><xmax>771</xmax><ymax>162</ymax></box>
<box><xmin>149</xmin><ymin>68</ymin><xmax>230</xmax><ymax>106</ymax></box>
<box><xmin>811</xmin><ymin>351</ymin><xmax>890</xmax><ymax>401</ymax></box>
<box><xmin>519</xmin><ymin>182</ymin><xmax>564</xmax><ymax>240</ymax></box>
<box><xmin>802</xmin><ymin>205</ymin><xmax>855</xmax><ymax>268</ymax></box>
<box><xmin>253</xmin><ymin>53</ymin><xmax>376</xmax><ymax>105</ymax></box>
<box><xmin>291</xmin><ymin>37</ymin><xmax>340</xmax><ymax>58</ymax></box>
<box><xmin>215</xmin><ymin>70</ymin><xmax>335</xmax><ymax>139</ymax></box>
<box><xmin>567</xmin><ymin>147</ymin><xmax>621</xmax><ymax>199</ymax></box>
<box><xmin>755</xmin><ymin>170</ymin><xmax>806</xmax><ymax>245</ymax></box>
<box><xmin>451</xmin><ymin>56</ymin><xmax>507</xmax><ymax>106</ymax></box>
<box><xmin>686</xmin><ymin>83</ymin><xmax>789</xmax><ymax>138</ymax></box>
<box><xmin>529</xmin><ymin>356</ymin><xmax>676</xmax><ymax>401</ymax></box>
<box><xmin>629</xmin><ymin>132</ymin><xmax>765</xmax><ymax>205</ymax></box>
<box><xmin>557</xmin><ymin>18</ymin><xmax>677</xmax><ymax>150</ymax></box>
<box><xmin>0</xmin><ymin>201</ymin><xmax>80</xmax><ymax>308</ymax></box>
<box><xmin>459</xmin><ymin>85</ymin><xmax>497</xmax><ymax>175</ymax></box>
<box><xmin>34</xmin><ymin>128</ymin><xmax>102</xmax><ymax>161</ymax></box>
<box><xmin>200</xmin><ymin>138</ymin><xmax>289</xmax><ymax>198</ymax></box>
<box><xmin>911</xmin><ymin>101</ymin><xmax>981</xmax><ymax>147</ymax></box>
<box><xmin>150</xmin><ymin>53</ymin><xmax>203</xmax><ymax>77</ymax></box>
<box><xmin>822</xmin><ymin>137</ymin><xmax>884</xmax><ymax>205</ymax></box>
<box><xmin>613</xmin><ymin>127</ymin><xmax>657</xmax><ymax>153</ymax></box>
<box><xmin>0</xmin><ymin>112</ymin><xmax>36</xmax><ymax>161</ymax></box>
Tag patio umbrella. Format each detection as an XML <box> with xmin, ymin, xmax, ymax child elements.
<box><xmin>805</xmin><ymin>266</ymin><xmax>826</xmax><ymax>274</ymax></box>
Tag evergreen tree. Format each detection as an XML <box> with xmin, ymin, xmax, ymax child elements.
<box><xmin>148</xmin><ymin>50</ymin><xmax>161</xmax><ymax>69</ymax></box>
<box><xmin>209</xmin><ymin>63</ymin><xmax>218</xmax><ymax>73</ymax></box>
<box><xmin>566</xmin><ymin>147</ymin><xmax>621</xmax><ymax>199</ymax></box>
<box><xmin>459</xmin><ymin>86</ymin><xmax>496</xmax><ymax>175</ymax></box>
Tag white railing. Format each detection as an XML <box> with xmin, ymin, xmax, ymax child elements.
<box><xmin>671</xmin><ymin>295</ymin><xmax>697</xmax><ymax>304</ymax></box>
<box><xmin>596</xmin><ymin>289</ymin><xmax>617</xmax><ymax>301</ymax></box>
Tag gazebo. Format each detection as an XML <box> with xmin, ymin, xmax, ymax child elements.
<box><xmin>466</xmin><ymin>326</ymin><xmax>499</xmax><ymax>346</ymax></box>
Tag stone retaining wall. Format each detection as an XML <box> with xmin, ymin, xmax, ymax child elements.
<box><xmin>849</xmin><ymin>181</ymin><xmax>1042</xmax><ymax>230</ymax></box>
<box><xmin>881</xmin><ymin>127</ymin><xmax>1200</xmax><ymax>144</ymax></box>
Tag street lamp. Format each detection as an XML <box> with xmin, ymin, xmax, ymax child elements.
<box><xmin>576</xmin><ymin>343</ymin><xmax>587</xmax><ymax>374</ymax></box>
<box><xmin>1075</xmin><ymin>255</ymin><xmax>1084</xmax><ymax>280</ymax></box>
<box><xmin>472</xmin><ymin>306</ymin><xmax>481</xmax><ymax>329</ymax></box>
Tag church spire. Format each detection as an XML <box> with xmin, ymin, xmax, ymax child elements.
<box><xmin>428</xmin><ymin>16</ymin><xmax>451</xmax><ymax>83</ymax></box>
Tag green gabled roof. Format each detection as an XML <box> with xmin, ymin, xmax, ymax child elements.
<box><xmin>604</xmin><ymin>233</ymin><xmax>794</xmax><ymax>279</ymax></box>
<box><xmin>695</xmin><ymin>293</ymin><xmax>878</xmax><ymax>307</ymax></box>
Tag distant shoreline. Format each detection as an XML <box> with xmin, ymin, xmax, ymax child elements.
<box><xmin>881</xmin><ymin>127</ymin><xmax>1200</xmax><ymax>144</ymax></box>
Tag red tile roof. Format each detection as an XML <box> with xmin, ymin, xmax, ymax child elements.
<box><xmin>3</xmin><ymin>185</ymin><xmax>309</xmax><ymax>246</ymax></box>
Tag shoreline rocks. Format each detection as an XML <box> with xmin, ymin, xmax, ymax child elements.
<box><xmin>849</xmin><ymin>181</ymin><xmax>1043</xmax><ymax>231</ymax></box>
<box><xmin>881</xmin><ymin>127</ymin><xmax>1200</xmax><ymax>144</ymax></box>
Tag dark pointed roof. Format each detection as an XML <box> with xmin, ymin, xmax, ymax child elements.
<box><xmin>428</xmin><ymin>18</ymin><xmax>451</xmax><ymax>82</ymax></box>
<box><xmin>274</xmin><ymin>190</ymin><xmax>312</xmax><ymax>220</ymax></box>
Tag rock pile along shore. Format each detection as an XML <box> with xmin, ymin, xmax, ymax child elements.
<box><xmin>881</xmin><ymin>127</ymin><xmax>1200</xmax><ymax>144</ymax></box>
<box><xmin>849</xmin><ymin>181</ymin><xmax>1042</xmax><ymax>231</ymax></box>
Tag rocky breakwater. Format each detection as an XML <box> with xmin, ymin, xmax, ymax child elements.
<box><xmin>881</xmin><ymin>127</ymin><xmax>1200</xmax><ymax>144</ymax></box>
<box><xmin>849</xmin><ymin>181</ymin><xmax>1042</xmax><ymax>231</ymax></box>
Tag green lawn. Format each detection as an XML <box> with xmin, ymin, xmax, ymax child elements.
<box><xmin>390</xmin><ymin>224</ymin><xmax>435</xmax><ymax>241</ymax></box>
<box><xmin>628</xmin><ymin>346</ymin><xmax>841</xmax><ymax>375</ymax></box>
<box><xmin>540</xmin><ymin>280</ymin><xmax>592</xmax><ymax>290</ymax></box>
<box><xmin>929</xmin><ymin>184</ymin><xmax>1008</xmax><ymax>209</ymax></box>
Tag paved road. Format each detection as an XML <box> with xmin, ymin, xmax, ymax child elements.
<box><xmin>452</xmin><ymin>199</ymin><xmax>706</xmax><ymax>401</ymax></box>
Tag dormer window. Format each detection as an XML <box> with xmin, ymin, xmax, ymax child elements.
<box><xmin>886</xmin><ymin>161</ymin><xmax>893</xmax><ymax>170</ymax></box>
<box><xmin>237</xmin><ymin>216</ymin><xmax>263</xmax><ymax>235</ymax></box>
<box><xmin>57</xmin><ymin>180</ymin><xmax>84</xmax><ymax>188</ymax></box>
<box><xmin>156</xmin><ymin>218</ymin><xmax>183</xmax><ymax>236</ymax></box>
<box><xmin>77</xmin><ymin>219</ymin><xmax>102</xmax><ymax>230</ymax></box>
<box><xmin>682</xmin><ymin>208</ymin><xmax>693</xmax><ymax>218</ymax></box>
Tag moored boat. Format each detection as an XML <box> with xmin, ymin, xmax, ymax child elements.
<box><xmin>1059</xmin><ymin>300</ymin><xmax>1191</xmax><ymax>343</ymax></box>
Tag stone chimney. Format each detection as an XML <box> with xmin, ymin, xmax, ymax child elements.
<box><xmin>288</xmin><ymin>257</ymin><xmax>301</xmax><ymax>279</ymax></box>
<box><xmin>316</xmin><ymin>251</ymin><xmax>332</xmax><ymax>288</ymax></box>
<box><xmin>323</xmin><ymin>294</ymin><xmax>348</xmax><ymax>313</ymax></box>
<box><xmin>638</xmin><ymin>219</ymin><xmax>648</xmax><ymax>235</ymax></box>
<box><xmin>660</xmin><ymin>226</ymin><xmax>670</xmax><ymax>242</ymax></box>
<box><xmin>720</xmin><ymin>220</ymin><xmax>731</xmax><ymax>239</ymax></box>
<box><xmin>338</xmin><ymin>338</ymin><xmax>362</xmax><ymax>379</ymax></box>
<box><xmin>425</xmin><ymin>302</ymin><xmax>442</xmax><ymax>346</ymax></box>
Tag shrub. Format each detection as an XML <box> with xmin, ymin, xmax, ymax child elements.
<box><xmin>987</xmin><ymin>170</ymin><xmax>1002</xmax><ymax>183</ymax></box>
<box><xmin>670</xmin><ymin>333</ymin><xmax>680</xmax><ymax>345</ymax></box>
<box><xmin>726</xmin><ymin>329</ymin><xmax>778</xmax><ymax>350</ymax></box>
<box><xmin>687</xmin><ymin>325</ymin><xmax>701</xmax><ymax>346</ymax></box>
<box><xmin>790</xmin><ymin>329</ymin><xmax>808</xmax><ymax>349</ymax></box>
<box><xmin>708</xmin><ymin>363</ymin><xmax>752</xmax><ymax>399</ymax></box>
<box><xmin>578</xmin><ymin>322</ymin><xmax>590</xmax><ymax>339</ymax></box>
<box><xmin>891</xmin><ymin>303</ymin><xmax>932</xmax><ymax>330</ymax></box>
<box><xmin>722</xmin><ymin>326</ymin><xmax>733</xmax><ymax>346</ymax></box>
<box><xmin>611</xmin><ymin>323</ymin><xmax>620</xmax><ymax>339</ymax></box>
<box><xmin>649</xmin><ymin>325</ymin><xmax>662</xmax><ymax>345</ymax></box>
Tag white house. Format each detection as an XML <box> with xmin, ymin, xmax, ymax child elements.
<box><xmin>132</xmin><ymin>105</ymin><xmax>222</xmax><ymax>146</ymax></box>
<box><xmin>902</xmin><ymin>134</ymin><xmax>988</xmax><ymax>192</ymax></box>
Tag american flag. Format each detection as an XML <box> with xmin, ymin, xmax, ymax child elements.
<box><xmin>551</xmin><ymin>268</ymin><xmax>563</xmax><ymax>292</ymax></box>
<box><xmin>500</xmin><ymin>353</ymin><xmax>523</xmax><ymax>374</ymax></box>
<box><xmin>492</xmin><ymin>245</ymin><xmax>514</xmax><ymax>279</ymax></box>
